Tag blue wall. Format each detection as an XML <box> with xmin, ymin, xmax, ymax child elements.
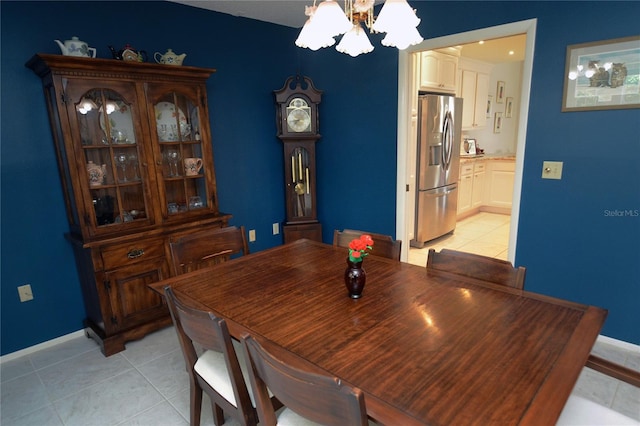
<box><xmin>1</xmin><ymin>1</ymin><xmax>638</xmax><ymax>355</ymax></box>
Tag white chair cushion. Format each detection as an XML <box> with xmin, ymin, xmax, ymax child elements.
<box><xmin>194</xmin><ymin>339</ymin><xmax>254</xmax><ymax>407</ymax></box>
<box><xmin>557</xmin><ymin>395</ymin><xmax>639</xmax><ymax>425</ymax></box>
<box><xmin>277</xmin><ymin>408</ymin><xmax>323</xmax><ymax>426</ymax></box>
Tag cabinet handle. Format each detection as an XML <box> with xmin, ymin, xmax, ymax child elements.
<box><xmin>127</xmin><ymin>248</ymin><xmax>145</xmax><ymax>259</ymax></box>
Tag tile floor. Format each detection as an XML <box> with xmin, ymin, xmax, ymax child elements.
<box><xmin>1</xmin><ymin>212</ymin><xmax>638</xmax><ymax>425</ymax></box>
<box><xmin>408</xmin><ymin>211</ymin><xmax>512</xmax><ymax>267</ymax></box>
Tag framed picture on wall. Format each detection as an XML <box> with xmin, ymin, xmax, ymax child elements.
<box><xmin>486</xmin><ymin>95</ymin><xmax>493</xmax><ymax>118</ymax></box>
<box><xmin>562</xmin><ymin>35</ymin><xmax>640</xmax><ymax>112</ymax></box>
<box><xmin>496</xmin><ymin>81</ymin><xmax>506</xmax><ymax>103</ymax></box>
<box><xmin>494</xmin><ymin>112</ymin><xmax>503</xmax><ymax>133</ymax></box>
<box><xmin>505</xmin><ymin>97</ymin><xmax>514</xmax><ymax>117</ymax></box>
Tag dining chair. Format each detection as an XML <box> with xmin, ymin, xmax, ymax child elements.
<box><xmin>241</xmin><ymin>334</ymin><xmax>369</xmax><ymax>426</ymax></box>
<box><xmin>169</xmin><ymin>225</ymin><xmax>249</xmax><ymax>275</ymax></box>
<box><xmin>164</xmin><ymin>286</ymin><xmax>256</xmax><ymax>426</ymax></box>
<box><xmin>426</xmin><ymin>248</ymin><xmax>526</xmax><ymax>289</ymax></box>
<box><xmin>333</xmin><ymin>229</ymin><xmax>402</xmax><ymax>261</ymax></box>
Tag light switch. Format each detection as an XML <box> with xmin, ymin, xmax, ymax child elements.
<box><xmin>542</xmin><ymin>161</ymin><xmax>563</xmax><ymax>180</ymax></box>
<box><xmin>249</xmin><ymin>229</ymin><xmax>256</xmax><ymax>242</ymax></box>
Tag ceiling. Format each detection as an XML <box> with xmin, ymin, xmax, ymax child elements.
<box><xmin>168</xmin><ymin>1</ymin><xmax>526</xmax><ymax>63</ymax></box>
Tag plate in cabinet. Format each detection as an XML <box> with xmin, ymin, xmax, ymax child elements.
<box><xmin>99</xmin><ymin>102</ymin><xmax>136</xmax><ymax>144</ymax></box>
<box><xmin>155</xmin><ymin>102</ymin><xmax>187</xmax><ymax>142</ymax></box>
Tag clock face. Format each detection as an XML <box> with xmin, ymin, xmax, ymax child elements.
<box><xmin>286</xmin><ymin>98</ymin><xmax>312</xmax><ymax>133</ymax></box>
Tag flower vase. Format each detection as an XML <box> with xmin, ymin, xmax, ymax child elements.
<box><xmin>344</xmin><ymin>259</ymin><xmax>366</xmax><ymax>299</ymax></box>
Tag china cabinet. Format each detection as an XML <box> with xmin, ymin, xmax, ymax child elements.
<box><xmin>27</xmin><ymin>54</ymin><xmax>231</xmax><ymax>355</ymax></box>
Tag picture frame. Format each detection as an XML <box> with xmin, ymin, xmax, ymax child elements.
<box><xmin>505</xmin><ymin>97</ymin><xmax>514</xmax><ymax>118</ymax></box>
<box><xmin>496</xmin><ymin>81</ymin><xmax>505</xmax><ymax>103</ymax></box>
<box><xmin>486</xmin><ymin>95</ymin><xmax>493</xmax><ymax>118</ymax></box>
<box><xmin>493</xmin><ymin>112</ymin><xmax>503</xmax><ymax>133</ymax></box>
<box><xmin>562</xmin><ymin>35</ymin><xmax>640</xmax><ymax>112</ymax></box>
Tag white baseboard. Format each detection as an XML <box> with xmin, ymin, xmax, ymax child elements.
<box><xmin>1</xmin><ymin>331</ymin><xmax>637</xmax><ymax>364</ymax></box>
<box><xmin>597</xmin><ymin>334</ymin><xmax>640</xmax><ymax>352</ymax></box>
<box><xmin>0</xmin><ymin>329</ymin><xmax>85</xmax><ymax>364</ymax></box>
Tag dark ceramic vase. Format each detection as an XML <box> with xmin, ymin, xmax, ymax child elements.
<box><xmin>344</xmin><ymin>258</ymin><xmax>366</xmax><ymax>299</ymax></box>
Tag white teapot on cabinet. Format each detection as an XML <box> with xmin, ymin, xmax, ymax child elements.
<box><xmin>54</xmin><ymin>36</ymin><xmax>97</xmax><ymax>58</ymax></box>
<box><xmin>154</xmin><ymin>49</ymin><xmax>186</xmax><ymax>66</ymax></box>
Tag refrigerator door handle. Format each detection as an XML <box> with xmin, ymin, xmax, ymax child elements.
<box><xmin>441</xmin><ymin>111</ymin><xmax>454</xmax><ymax>170</ymax></box>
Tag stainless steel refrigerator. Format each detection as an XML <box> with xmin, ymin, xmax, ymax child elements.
<box><xmin>411</xmin><ymin>94</ymin><xmax>463</xmax><ymax>248</ymax></box>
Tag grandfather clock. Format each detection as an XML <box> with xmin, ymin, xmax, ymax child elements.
<box><xmin>274</xmin><ymin>75</ymin><xmax>322</xmax><ymax>243</ymax></box>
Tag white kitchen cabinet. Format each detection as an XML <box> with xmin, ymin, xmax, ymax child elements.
<box><xmin>458</xmin><ymin>58</ymin><xmax>493</xmax><ymax>130</ymax></box>
<box><xmin>457</xmin><ymin>163</ymin><xmax>475</xmax><ymax>216</ymax></box>
<box><xmin>486</xmin><ymin>160</ymin><xmax>515</xmax><ymax>210</ymax></box>
<box><xmin>471</xmin><ymin>162</ymin><xmax>485</xmax><ymax>208</ymax></box>
<box><xmin>420</xmin><ymin>50</ymin><xmax>459</xmax><ymax>93</ymax></box>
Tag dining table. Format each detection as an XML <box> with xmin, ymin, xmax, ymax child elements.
<box><xmin>150</xmin><ymin>239</ymin><xmax>607</xmax><ymax>425</ymax></box>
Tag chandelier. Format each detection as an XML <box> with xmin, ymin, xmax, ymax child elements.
<box><xmin>295</xmin><ymin>0</ymin><xmax>423</xmax><ymax>57</ymax></box>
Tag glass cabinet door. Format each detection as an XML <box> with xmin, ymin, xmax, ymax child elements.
<box><xmin>152</xmin><ymin>90</ymin><xmax>210</xmax><ymax>216</ymax></box>
<box><xmin>70</xmin><ymin>84</ymin><xmax>151</xmax><ymax>230</ymax></box>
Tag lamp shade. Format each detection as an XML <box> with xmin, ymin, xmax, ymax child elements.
<box><xmin>312</xmin><ymin>0</ymin><xmax>352</xmax><ymax>38</ymax></box>
<box><xmin>336</xmin><ymin>24</ymin><xmax>374</xmax><ymax>57</ymax></box>
<box><xmin>372</xmin><ymin>0</ymin><xmax>420</xmax><ymax>33</ymax></box>
<box><xmin>380</xmin><ymin>25</ymin><xmax>423</xmax><ymax>49</ymax></box>
<box><xmin>296</xmin><ymin>18</ymin><xmax>336</xmax><ymax>50</ymax></box>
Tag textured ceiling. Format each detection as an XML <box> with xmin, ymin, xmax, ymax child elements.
<box><xmin>168</xmin><ymin>1</ymin><xmax>527</xmax><ymax>63</ymax></box>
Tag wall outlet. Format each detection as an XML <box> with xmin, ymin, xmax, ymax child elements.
<box><xmin>18</xmin><ymin>284</ymin><xmax>34</xmax><ymax>302</ymax></box>
<box><xmin>249</xmin><ymin>229</ymin><xmax>256</xmax><ymax>242</ymax></box>
<box><xmin>542</xmin><ymin>161</ymin><xmax>563</xmax><ymax>180</ymax></box>
<box><xmin>272</xmin><ymin>223</ymin><xmax>280</xmax><ymax>235</ymax></box>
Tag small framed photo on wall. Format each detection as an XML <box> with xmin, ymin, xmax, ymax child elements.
<box><xmin>494</xmin><ymin>112</ymin><xmax>503</xmax><ymax>133</ymax></box>
<box><xmin>486</xmin><ymin>95</ymin><xmax>493</xmax><ymax>118</ymax></box>
<box><xmin>496</xmin><ymin>81</ymin><xmax>506</xmax><ymax>103</ymax></box>
<box><xmin>505</xmin><ymin>97</ymin><xmax>514</xmax><ymax>117</ymax></box>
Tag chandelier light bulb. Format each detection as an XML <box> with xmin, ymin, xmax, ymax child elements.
<box><xmin>336</xmin><ymin>24</ymin><xmax>374</xmax><ymax>57</ymax></box>
<box><xmin>296</xmin><ymin>18</ymin><xmax>336</xmax><ymax>50</ymax></box>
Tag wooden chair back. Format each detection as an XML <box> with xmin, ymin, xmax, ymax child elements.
<box><xmin>164</xmin><ymin>286</ymin><xmax>256</xmax><ymax>426</ymax></box>
<box><xmin>333</xmin><ymin>229</ymin><xmax>402</xmax><ymax>261</ymax></box>
<box><xmin>426</xmin><ymin>248</ymin><xmax>526</xmax><ymax>290</ymax></box>
<box><xmin>170</xmin><ymin>225</ymin><xmax>249</xmax><ymax>275</ymax></box>
<box><xmin>241</xmin><ymin>334</ymin><xmax>368</xmax><ymax>426</ymax></box>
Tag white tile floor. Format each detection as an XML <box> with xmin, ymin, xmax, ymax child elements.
<box><xmin>1</xmin><ymin>213</ymin><xmax>638</xmax><ymax>425</ymax></box>
<box><xmin>408</xmin><ymin>211</ymin><xmax>512</xmax><ymax>267</ymax></box>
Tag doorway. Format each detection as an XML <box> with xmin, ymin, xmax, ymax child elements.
<box><xmin>395</xmin><ymin>19</ymin><xmax>537</xmax><ymax>264</ymax></box>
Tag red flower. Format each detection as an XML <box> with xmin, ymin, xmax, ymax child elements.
<box><xmin>347</xmin><ymin>234</ymin><xmax>374</xmax><ymax>262</ymax></box>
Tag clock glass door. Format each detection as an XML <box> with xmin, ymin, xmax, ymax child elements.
<box><xmin>289</xmin><ymin>146</ymin><xmax>313</xmax><ymax>219</ymax></box>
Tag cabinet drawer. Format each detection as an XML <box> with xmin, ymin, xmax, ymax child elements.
<box><xmin>102</xmin><ymin>238</ymin><xmax>165</xmax><ymax>270</ymax></box>
<box><xmin>474</xmin><ymin>162</ymin><xmax>485</xmax><ymax>173</ymax></box>
<box><xmin>460</xmin><ymin>163</ymin><xmax>474</xmax><ymax>176</ymax></box>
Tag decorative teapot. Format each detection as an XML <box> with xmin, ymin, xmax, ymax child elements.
<box><xmin>87</xmin><ymin>161</ymin><xmax>107</xmax><ymax>186</ymax></box>
<box><xmin>54</xmin><ymin>36</ymin><xmax>97</xmax><ymax>58</ymax></box>
<box><xmin>108</xmin><ymin>44</ymin><xmax>147</xmax><ymax>62</ymax></box>
<box><xmin>154</xmin><ymin>49</ymin><xmax>186</xmax><ymax>66</ymax></box>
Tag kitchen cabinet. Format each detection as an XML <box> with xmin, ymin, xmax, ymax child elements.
<box><xmin>27</xmin><ymin>54</ymin><xmax>231</xmax><ymax>356</ymax></box>
<box><xmin>419</xmin><ymin>49</ymin><xmax>459</xmax><ymax>93</ymax></box>
<box><xmin>457</xmin><ymin>163</ymin><xmax>474</xmax><ymax>215</ymax></box>
<box><xmin>485</xmin><ymin>160</ymin><xmax>515</xmax><ymax>211</ymax></box>
<box><xmin>458</xmin><ymin>58</ymin><xmax>493</xmax><ymax>130</ymax></box>
<box><xmin>457</xmin><ymin>160</ymin><xmax>486</xmax><ymax>218</ymax></box>
<box><xmin>471</xmin><ymin>162</ymin><xmax>485</xmax><ymax>208</ymax></box>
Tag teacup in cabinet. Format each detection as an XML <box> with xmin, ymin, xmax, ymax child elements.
<box><xmin>87</xmin><ymin>161</ymin><xmax>107</xmax><ymax>186</ymax></box>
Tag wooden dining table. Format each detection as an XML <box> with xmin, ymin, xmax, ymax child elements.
<box><xmin>150</xmin><ymin>239</ymin><xmax>607</xmax><ymax>425</ymax></box>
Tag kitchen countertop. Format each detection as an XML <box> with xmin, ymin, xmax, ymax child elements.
<box><xmin>460</xmin><ymin>154</ymin><xmax>516</xmax><ymax>164</ymax></box>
